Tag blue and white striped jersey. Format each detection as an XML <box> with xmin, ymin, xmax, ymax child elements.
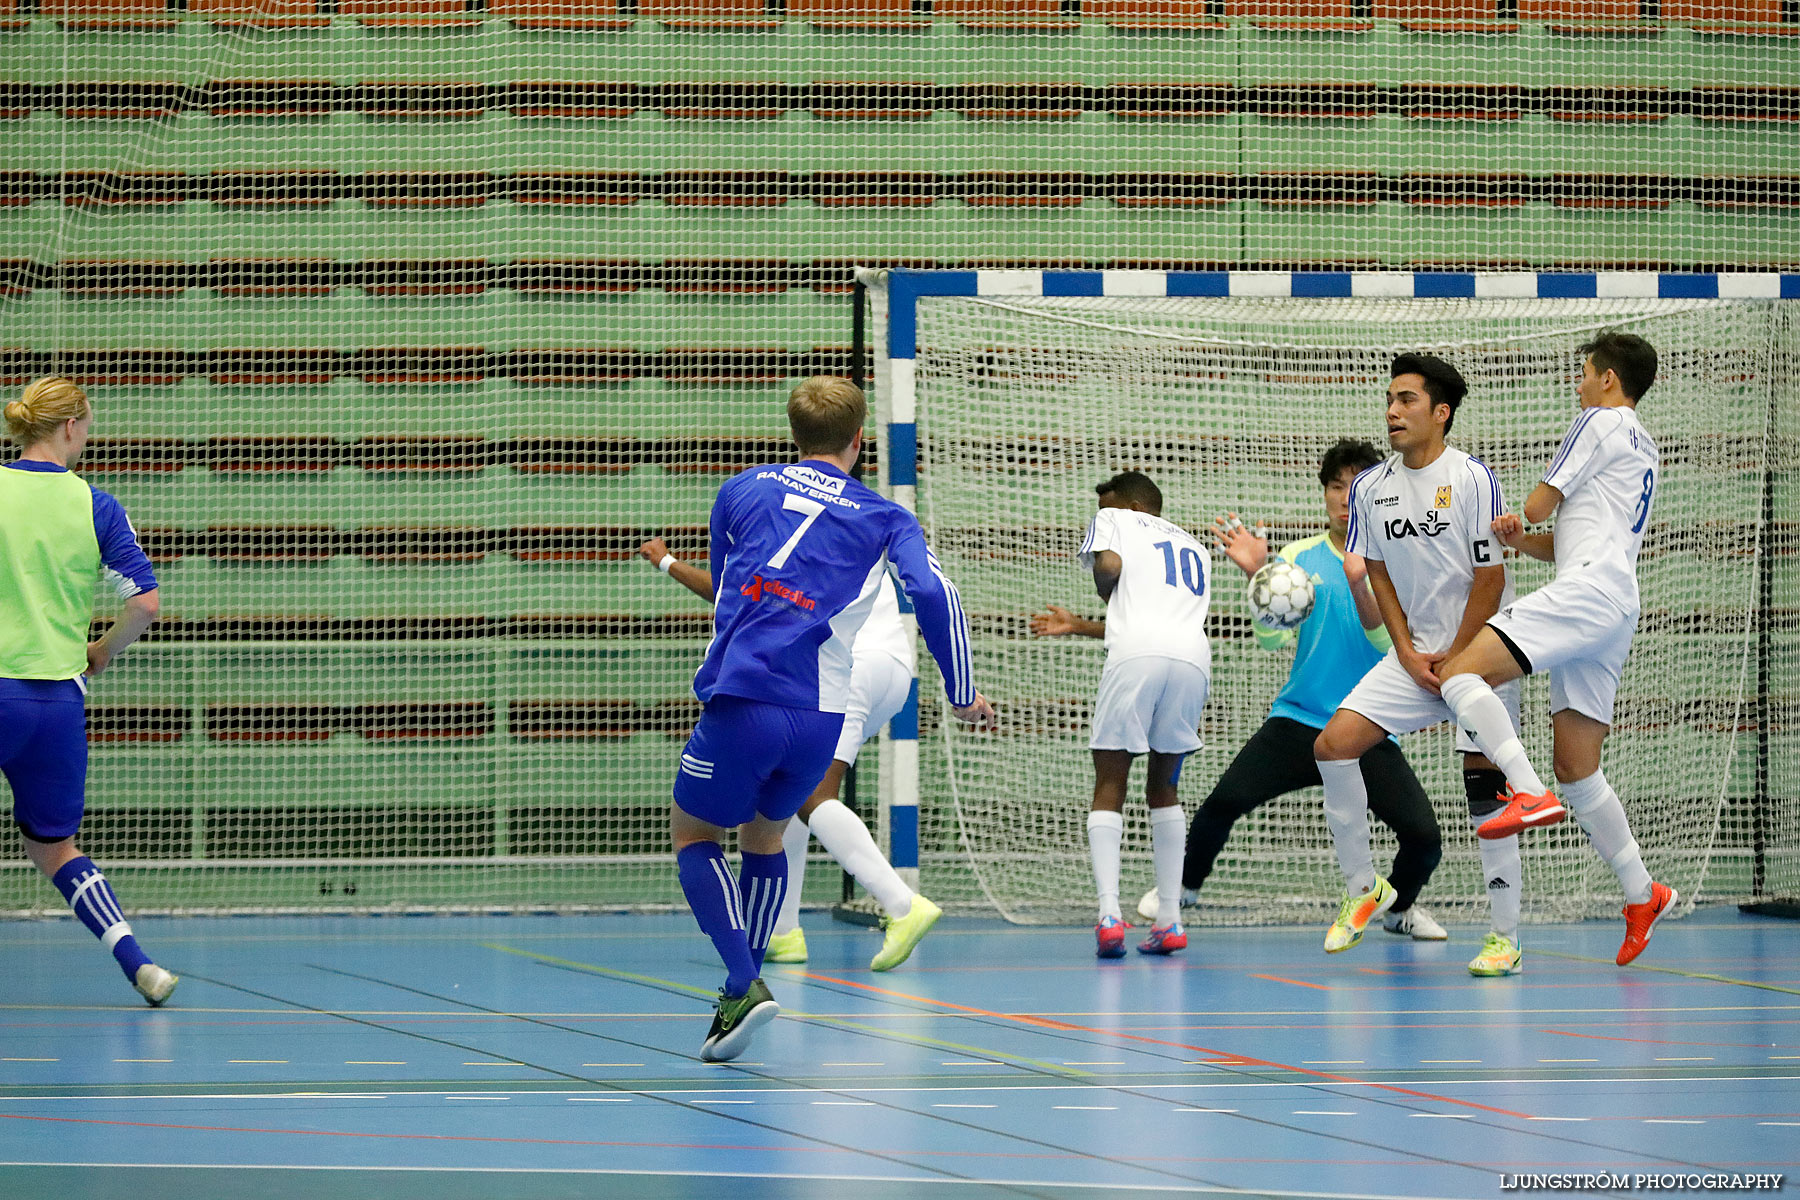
<box><xmin>693</xmin><ymin>460</ymin><xmax>975</xmax><ymax>714</ymax></box>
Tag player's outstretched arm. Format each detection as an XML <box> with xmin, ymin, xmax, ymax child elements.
<box><xmin>1090</xmin><ymin>549</ymin><xmax>1123</xmax><ymax>602</ymax></box>
<box><xmin>886</xmin><ymin>518</ymin><xmax>983</xmax><ymax>718</ymax></box>
<box><xmin>1030</xmin><ymin>604</ymin><xmax>1104</xmax><ymax>639</ymax></box>
<box><xmin>638</xmin><ymin>536</ymin><xmax>716</xmax><ymax>602</ymax></box>
<box><xmin>951</xmin><ymin>693</ymin><xmax>996</xmax><ymax>730</ymax></box>
<box><xmin>1212</xmin><ymin>512</ymin><xmax>1269</xmax><ymax>579</ymax></box>
<box><xmin>1490</xmin><ymin>514</ymin><xmax>1555</xmax><ymax>563</ymax></box>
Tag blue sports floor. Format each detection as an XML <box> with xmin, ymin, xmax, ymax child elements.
<box><xmin>1</xmin><ymin>909</ymin><xmax>1795</xmax><ymax>1200</ymax></box>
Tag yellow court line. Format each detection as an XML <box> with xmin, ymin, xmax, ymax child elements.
<box><xmin>479</xmin><ymin>943</ymin><xmax>1090</xmax><ymax>1078</ymax></box>
<box><xmin>1531</xmin><ymin>948</ymin><xmax>1800</xmax><ymax>996</ymax></box>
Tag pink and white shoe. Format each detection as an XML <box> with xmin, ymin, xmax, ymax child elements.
<box><xmin>1137</xmin><ymin>924</ymin><xmax>1187</xmax><ymax>956</ymax></box>
<box><xmin>1095</xmin><ymin>916</ymin><xmax>1131</xmax><ymax>959</ymax></box>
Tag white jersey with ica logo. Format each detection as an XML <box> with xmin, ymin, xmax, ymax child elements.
<box><xmin>1346</xmin><ymin>447</ymin><xmax>1515</xmax><ymax>656</ymax></box>
<box><xmin>1076</xmin><ymin>508</ymin><xmax>1212</xmax><ymax>674</ymax></box>
<box><xmin>1542</xmin><ymin>405</ymin><xmax>1658</xmax><ymax>614</ymax></box>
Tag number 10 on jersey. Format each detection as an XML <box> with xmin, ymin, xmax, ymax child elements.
<box><xmin>1155</xmin><ymin>540</ymin><xmax>1206</xmax><ymax>596</ymax></box>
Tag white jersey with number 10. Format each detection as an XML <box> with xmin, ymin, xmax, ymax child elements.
<box><xmin>1076</xmin><ymin>508</ymin><xmax>1212</xmax><ymax>674</ymax></box>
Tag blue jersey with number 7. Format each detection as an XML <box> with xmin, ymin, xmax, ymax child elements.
<box><xmin>693</xmin><ymin>460</ymin><xmax>977</xmax><ymax>714</ymax></box>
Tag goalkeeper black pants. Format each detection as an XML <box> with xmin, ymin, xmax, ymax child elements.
<box><xmin>1183</xmin><ymin>716</ymin><xmax>1443</xmax><ymax>911</ymax></box>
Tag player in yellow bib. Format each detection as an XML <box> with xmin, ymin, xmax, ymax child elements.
<box><xmin>1</xmin><ymin>378</ymin><xmax>172</xmax><ymax>1004</ymax></box>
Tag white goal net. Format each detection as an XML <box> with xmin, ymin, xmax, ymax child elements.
<box><xmin>907</xmin><ymin>292</ymin><xmax>1788</xmax><ymax>924</ymax></box>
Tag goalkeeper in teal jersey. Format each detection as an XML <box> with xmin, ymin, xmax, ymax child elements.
<box><xmin>1117</xmin><ymin>440</ymin><xmax>1446</xmax><ymax>937</ymax></box>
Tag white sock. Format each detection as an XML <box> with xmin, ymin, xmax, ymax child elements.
<box><xmin>1318</xmin><ymin>758</ymin><xmax>1376</xmax><ymax>894</ymax></box>
<box><xmin>1471</xmin><ymin>812</ymin><xmax>1522</xmax><ymax>939</ymax></box>
<box><xmin>774</xmin><ymin>812</ymin><xmax>810</xmax><ymax>937</ymax></box>
<box><xmin>1149</xmin><ymin>805</ymin><xmax>1186</xmax><ymax>928</ymax></box>
<box><xmin>1441</xmin><ymin>674</ymin><xmax>1546</xmax><ymax>795</ymax></box>
<box><xmin>806</xmin><ymin>797</ymin><xmax>916</xmax><ymax>919</ymax></box>
<box><xmin>1087</xmin><ymin>809</ymin><xmax>1125</xmax><ymax>921</ymax></box>
<box><xmin>1562</xmin><ymin>770</ymin><xmax>1653</xmax><ymax>905</ymax></box>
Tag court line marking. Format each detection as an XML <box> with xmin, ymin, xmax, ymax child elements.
<box><xmin>14</xmin><ymin>1076</ymin><xmax>1800</xmax><ymax>1104</ymax></box>
<box><xmin>1</xmin><ymin>1059</ymin><xmax>57</xmax><ymax>1063</ymax></box>
<box><xmin>483</xmin><ymin>943</ymin><xmax>1088</xmax><ymax>1078</ymax></box>
<box><xmin>798</xmin><ymin>971</ymin><xmax>1541</xmax><ymax>1121</ymax></box>
<box><xmin>0</xmin><ymin>1162</ymin><xmax>1491</xmax><ymax>1198</ymax></box>
<box><xmin>1530</xmin><ymin>949</ymin><xmax>1800</xmax><ymax>997</ymax></box>
<box><xmin>189</xmin><ymin>968</ymin><xmax>1040</xmax><ymax>1195</ymax></box>
<box><xmin>1252</xmin><ymin>975</ymin><xmax>1331</xmax><ymax>992</ymax></box>
<box><xmin>331</xmin><ymin>958</ymin><xmax>1252</xmax><ymax>1194</ymax></box>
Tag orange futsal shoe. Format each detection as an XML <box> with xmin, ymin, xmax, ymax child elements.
<box><xmin>1477</xmin><ymin>786</ymin><xmax>1567</xmax><ymax>840</ymax></box>
<box><xmin>1617</xmin><ymin>882</ymin><xmax>1677</xmax><ymax>966</ymax></box>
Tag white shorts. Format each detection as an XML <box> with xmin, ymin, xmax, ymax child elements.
<box><xmin>1340</xmin><ymin>650</ymin><xmax>1521</xmax><ymax>753</ymax></box>
<box><xmin>833</xmin><ymin>651</ymin><xmax>913</xmax><ymax>765</ymax></box>
<box><xmin>1487</xmin><ymin>575</ymin><xmax>1638</xmax><ymax>725</ymax></box>
<box><xmin>1089</xmin><ymin>655</ymin><xmax>1209</xmax><ymax>755</ymax></box>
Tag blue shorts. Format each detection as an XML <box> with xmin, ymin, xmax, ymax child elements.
<box><xmin>672</xmin><ymin>694</ymin><xmax>845</xmax><ymax>829</ymax></box>
<box><xmin>0</xmin><ymin>683</ymin><xmax>89</xmax><ymax>843</ymax></box>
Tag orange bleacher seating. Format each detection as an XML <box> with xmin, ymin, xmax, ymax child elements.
<box><xmin>1374</xmin><ymin>0</ymin><xmax>1515</xmax><ymax>29</ymax></box>
<box><xmin>639</xmin><ymin>0</ymin><xmax>782</xmax><ymax>28</ymax></box>
<box><xmin>1665</xmin><ymin>0</ymin><xmax>1799</xmax><ymax>32</ymax></box>
<box><xmin>1223</xmin><ymin>0</ymin><xmax>1373</xmax><ymax>27</ymax></box>
<box><xmin>936</xmin><ymin>0</ymin><xmax>1079</xmax><ymax>29</ymax></box>
<box><xmin>188</xmin><ymin>0</ymin><xmax>328</xmax><ymax>28</ymax></box>
<box><xmin>0</xmin><ymin>0</ymin><xmax>26</xmax><ymax>31</ymax></box>
<box><xmin>1084</xmin><ymin>0</ymin><xmax>1229</xmax><ymax>28</ymax></box>
<box><xmin>788</xmin><ymin>0</ymin><xmax>922</xmax><ymax>28</ymax></box>
<box><xmin>1517</xmin><ymin>0</ymin><xmax>1652</xmax><ymax>33</ymax></box>
<box><xmin>488</xmin><ymin>0</ymin><xmax>631</xmax><ymax>26</ymax></box>
<box><xmin>41</xmin><ymin>0</ymin><xmax>175</xmax><ymax>28</ymax></box>
<box><xmin>337</xmin><ymin>0</ymin><xmax>480</xmax><ymax>26</ymax></box>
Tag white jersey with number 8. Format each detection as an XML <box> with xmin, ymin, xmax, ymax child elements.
<box><xmin>1543</xmin><ymin>405</ymin><xmax>1659</xmax><ymax>614</ymax></box>
<box><xmin>1077</xmin><ymin>509</ymin><xmax>1212</xmax><ymax>674</ymax></box>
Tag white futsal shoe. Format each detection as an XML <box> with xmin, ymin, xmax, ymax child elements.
<box><xmin>133</xmin><ymin>963</ymin><xmax>179</xmax><ymax>1006</ymax></box>
<box><xmin>1383</xmin><ymin>905</ymin><xmax>1447</xmax><ymax>940</ymax></box>
<box><xmin>1136</xmin><ymin>886</ymin><xmax>1199</xmax><ymax>923</ymax></box>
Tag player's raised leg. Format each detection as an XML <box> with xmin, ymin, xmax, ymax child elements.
<box><xmin>1314</xmin><ymin>710</ymin><xmax>1396</xmax><ymax>953</ymax></box>
<box><xmin>1440</xmin><ymin>633</ymin><xmax>1565</xmax><ymax>837</ymax></box>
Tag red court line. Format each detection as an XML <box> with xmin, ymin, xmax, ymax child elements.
<box><xmin>1251</xmin><ymin>975</ymin><xmax>1332</xmax><ymax>991</ymax></box>
<box><xmin>799</xmin><ymin>971</ymin><xmax>1538</xmax><ymax>1120</ymax></box>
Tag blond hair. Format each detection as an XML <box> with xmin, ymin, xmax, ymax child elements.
<box><xmin>787</xmin><ymin>376</ymin><xmax>866</xmax><ymax>455</ymax></box>
<box><xmin>5</xmin><ymin>377</ymin><xmax>90</xmax><ymax>448</ymax></box>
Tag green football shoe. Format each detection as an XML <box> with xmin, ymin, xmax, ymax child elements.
<box><xmin>700</xmin><ymin>979</ymin><xmax>778</xmax><ymax>1063</ymax></box>
<box><xmin>764</xmin><ymin>926</ymin><xmax>808</xmax><ymax>964</ymax></box>
<box><xmin>870</xmin><ymin>895</ymin><xmax>942</xmax><ymax>972</ymax></box>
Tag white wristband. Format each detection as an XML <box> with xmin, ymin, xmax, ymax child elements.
<box><xmin>657</xmin><ymin>554</ymin><xmax>676</xmax><ymax>573</ymax></box>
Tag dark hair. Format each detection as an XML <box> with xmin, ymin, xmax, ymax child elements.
<box><xmin>1095</xmin><ymin>470</ymin><xmax>1162</xmax><ymax>515</ymax></box>
<box><xmin>1390</xmin><ymin>353</ymin><xmax>1469</xmax><ymax>434</ymax></box>
<box><xmin>1318</xmin><ymin>437</ymin><xmax>1384</xmax><ymax>486</ymax></box>
<box><xmin>1579</xmin><ymin>330</ymin><xmax>1657</xmax><ymax>402</ymax></box>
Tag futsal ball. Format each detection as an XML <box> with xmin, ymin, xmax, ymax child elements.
<box><xmin>1247</xmin><ymin>560</ymin><xmax>1316</xmax><ymax>630</ymax></box>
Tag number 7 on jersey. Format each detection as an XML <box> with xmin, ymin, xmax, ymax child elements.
<box><xmin>767</xmin><ymin>493</ymin><xmax>826</xmax><ymax>568</ymax></box>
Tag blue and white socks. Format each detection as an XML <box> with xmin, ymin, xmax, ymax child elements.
<box><xmin>677</xmin><ymin>843</ymin><xmax>759</xmax><ymax>996</ymax></box>
<box><xmin>51</xmin><ymin>857</ymin><xmax>151</xmax><ymax>982</ymax></box>
<box><xmin>736</xmin><ymin>849</ymin><xmax>788</xmax><ymax>976</ymax></box>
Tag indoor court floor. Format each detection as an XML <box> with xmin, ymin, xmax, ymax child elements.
<box><xmin>1</xmin><ymin>907</ymin><xmax>1795</xmax><ymax>1199</ymax></box>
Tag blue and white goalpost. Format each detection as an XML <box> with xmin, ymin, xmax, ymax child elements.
<box><xmin>864</xmin><ymin>266</ymin><xmax>1792</xmax><ymax>922</ymax></box>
